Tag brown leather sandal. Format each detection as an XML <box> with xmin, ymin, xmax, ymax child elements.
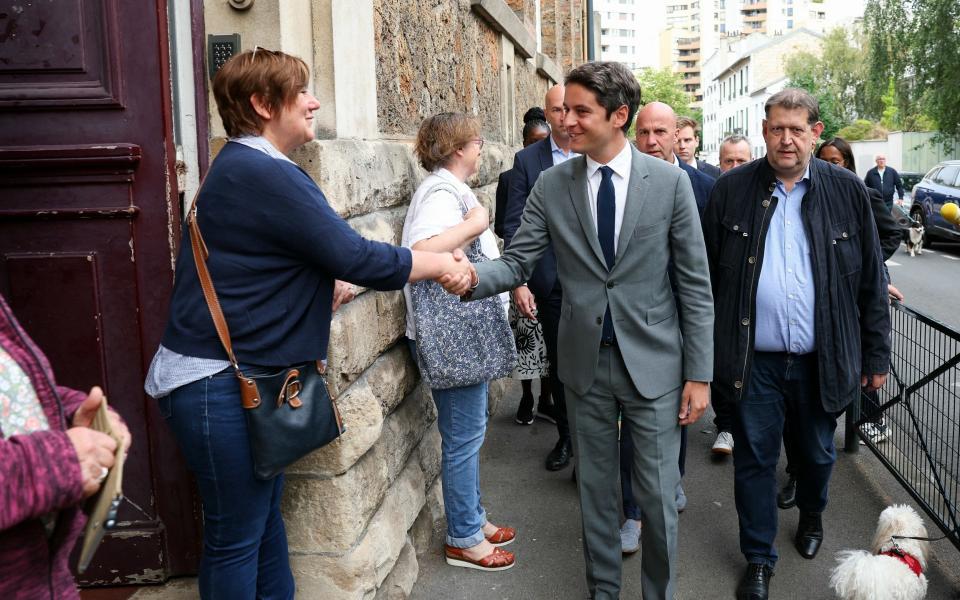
<box><xmin>485</xmin><ymin>526</ymin><xmax>516</xmax><ymax>546</ymax></box>
<box><xmin>444</xmin><ymin>545</ymin><xmax>515</xmax><ymax>571</ymax></box>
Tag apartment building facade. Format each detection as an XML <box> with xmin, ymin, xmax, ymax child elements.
<box><xmin>662</xmin><ymin>0</ymin><xmax>863</xmax><ymax>110</ymax></box>
<box><xmin>700</xmin><ymin>28</ymin><xmax>823</xmax><ymax>162</ymax></box>
<box><xmin>595</xmin><ymin>0</ymin><xmax>644</xmax><ymax>69</ymax></box>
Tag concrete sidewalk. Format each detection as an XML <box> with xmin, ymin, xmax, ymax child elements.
<box><xmin>410</xmin><ymin>384</ymin><xmax>960</xmax><ymax>600</ymax></box>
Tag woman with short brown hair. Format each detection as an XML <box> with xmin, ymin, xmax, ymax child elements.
<box><xmin>146</xmin><ymin>50</ymin><xmax>474</xmax><ymax>599</ymax></box>
<box><xmin>402</xmin><ymin>112</ymin><xmax>517</xmax><ymax>572</ymax></box>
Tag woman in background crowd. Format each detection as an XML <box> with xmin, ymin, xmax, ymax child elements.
<box><xmin>497</xmin><ymin>108</ymin><xmax>554</xmax><ymax>425</ymax></box>
<box><xmin>402</xmin><ymin>112</ymin><xmax>516</xmax><ymax>572</ymax></box>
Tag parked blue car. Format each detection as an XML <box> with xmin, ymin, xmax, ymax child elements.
<box><xmin>909</xmin><ymin>160</ymin><xmax>960</xmax><ymax>245</ymax></box>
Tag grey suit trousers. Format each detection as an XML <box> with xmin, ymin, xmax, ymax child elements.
<box><xmin>568</xmin><ymin>346</ymin><xmax>681</xmax><ymax>600</ymax></box>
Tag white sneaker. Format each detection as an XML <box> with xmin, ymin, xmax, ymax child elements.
<box><xmin>676</xmin><ymin>484</ymin><xmax>688</xmax><ymax>512</ymax></box>
<box><xmin>859</xmin><ymin>421</ymin><xmax>891</xmax><ymax>445</ymax></box>
<box><xmin>620</xmin><ymin>519</ymin><xmax>641</xmax><ymax>554</ymax></box>
<box><xmin>712</xmin><ymin>431</ymin><xmax>734</xmax><ymax>455</ymax></box>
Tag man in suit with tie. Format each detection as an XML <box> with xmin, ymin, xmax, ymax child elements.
<box><xmin>864</xmin><ymin>154</ymin><xmax>904</xmax><ymax>210</ymax></box>
<box><xmin>503</xmin><ymin>84</ymin><xmax>579</xmax><ymax>470</ymax></box>
<box><xmin>463</xmin><ymin>61</ymin><xmax>714</xmax><ymax>600</ymax></box>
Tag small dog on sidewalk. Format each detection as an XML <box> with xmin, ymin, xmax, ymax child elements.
<box><xmin>906</xmin><ymin>224</ymin><xmax>925</xmax><ymax>257</ymax></box>
<box><xmin>830</xmin><ymin>504</ymin><xmax>930</xmax><ymax>600</ymax></box>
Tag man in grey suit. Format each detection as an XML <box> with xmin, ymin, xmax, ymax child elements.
<box><xmin>460</xmin><ymin>61</ymin><xmax>714</xmax><ymax>599</ymax></box>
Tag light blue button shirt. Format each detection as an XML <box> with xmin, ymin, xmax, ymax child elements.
<box><xmin>550</xmin><ymin>135</ymin><xmax>578</xmax><ymax>166</ymax></box>
<box><xmin>754</xmin><ymin>167</ymin><xmax>816</xmax><ymax>354</ymax></box>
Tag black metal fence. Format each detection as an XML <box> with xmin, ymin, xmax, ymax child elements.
<box><xmin>856</xmin><ymin>301</ymin><xmax>960</xmax><ymax>551</ymax></box>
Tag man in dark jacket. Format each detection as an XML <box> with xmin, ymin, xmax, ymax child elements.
<box><xmin>676</xmin><ymin>115</ymin><xmax>721</xmax><ymax>178</ymax></box>
<box><xmin>503</xmin><ymin>84</ymin><xmax>579</xmax><ymax>471</ymax></box>
<box><xmin>702</xmin><ymin>89</ymin><xmax>890</xmax><ymax>600</ymax></box>
<box><xmin>863</xmin><ymin>154</ymin><xmax>904</xmax><ymax>210</ymax></box>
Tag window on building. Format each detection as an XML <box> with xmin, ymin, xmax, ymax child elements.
<box><xmin>620</xmin><ymin>45</ymin><xmax>629</xmax><ymax>53</ymax></box>
<box><xmin>720</xmin><ymin>23</ymin><xmax>726</xmax><ymax>33</ymax></box>
<box><xmin>787</xmin><ymin>7</ymin><xmax>793</xmax><ymax>15</ymax></box>
<box><xmin>787</xmin><ymin>19</ymin><xmax>793</xmax><ymax>28</ymax></box>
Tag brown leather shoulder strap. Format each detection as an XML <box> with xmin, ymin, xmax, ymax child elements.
<box><xmin>187</xmin><ymin>183</ymin><xmax>241</xmax><ymax>371</ymax></box>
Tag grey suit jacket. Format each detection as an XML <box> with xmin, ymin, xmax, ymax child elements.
<box><xmin>471</xmin><ymin>145</ymin><xmax>714</xmax><ymax>398</ymax></box>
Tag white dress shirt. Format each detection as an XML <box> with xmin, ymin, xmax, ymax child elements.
<box><xmin>585</xmin><ymin>141</ymin><xmax>633</xmax><ymax>253</ymax></box>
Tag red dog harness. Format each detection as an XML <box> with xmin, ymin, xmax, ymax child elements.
<box><xmin>881</xmin><ymin>549</ymin><xmax>923</xmax><ymax>577</ymax></box>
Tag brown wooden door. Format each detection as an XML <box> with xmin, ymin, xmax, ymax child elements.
<box><xmin>0</xmin><ymin>0</ymin><xmax>202</xmax><ymax>584</ymax></box>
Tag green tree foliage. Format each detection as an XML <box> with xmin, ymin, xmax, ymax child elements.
<box><xmin>863</xmin><ymin>0</ymin><xmax>910</xmax><ymax>119</ymax></box>
<box><xmin>635</xmin><ymin>68</ymin><xmax>693</xmax><ymax>115</ymax></box>
<box><xmin>879</xmin><ymin>78</ymin><xmax>899</xmax><ymax>130</ymax></box>
<box><xmin>627</xmin><ymin>68</ymin><xmax>694</xmax><ymax>137</ymax></box>
<box><xmin>784</xmin><ymin>28</ymin><xmax>870</xmax><ymax>140</ymax></box>
<box><xmin>908</xmin><ymin>0</ymin><xmax>960</xmax><ymax>135</ymax></box>
<box><xmin>864</xmin><ymin>0</ymin><xmax>959</xmax><ymax>136</ymax></box>
<box><xmin>836</xmin><ymin>119</ymin><xmax>889</xmax><ymax>141</ymax></box>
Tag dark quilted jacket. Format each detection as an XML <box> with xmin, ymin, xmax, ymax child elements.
<box><xmin>0</xmin><ymin>294</ymin><xmax>87</xmax><ymax>599</ymax></box>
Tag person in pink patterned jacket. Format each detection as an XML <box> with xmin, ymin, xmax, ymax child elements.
<box><xmin>0</xmin><ymin>293</ymin><xmax>131</xmax><ymax>599</ymax></box>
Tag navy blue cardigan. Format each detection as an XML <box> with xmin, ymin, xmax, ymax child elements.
<box><xmin>162</xmin><ymin>143</ymin><xmax>412</xmax><ymax>365</ymax></box>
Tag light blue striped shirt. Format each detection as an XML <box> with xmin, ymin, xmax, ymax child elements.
<box><xmin>550</xmin><ymin>135</ymin><xmax>578</xmax><ymax>166</ymax></box>
<box><xmin>754</xmin><ymin>167</ymin><xmax>816</xmax><ymax>354</ymax></box>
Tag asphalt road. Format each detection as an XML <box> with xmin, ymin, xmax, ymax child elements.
<box><xmin>886</xmin><ymin>240</ymin><xmax>960</xmax><ymax>330</ymax></box>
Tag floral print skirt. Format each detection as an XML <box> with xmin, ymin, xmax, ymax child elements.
<box><xmin>507</xmin><ymin>294</ymin><xmax>549</xmax><ymax>380</ymax></box>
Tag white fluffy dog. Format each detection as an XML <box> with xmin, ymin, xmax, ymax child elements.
<box><xmin>906</xmin><ymin>225</ymin><xmax>925</xmax><ymax>257</ymax></box>
<box><xmin>830</xmin><ymin>505</ymin><xmax>930</xmax><ymax>600</ymax></box>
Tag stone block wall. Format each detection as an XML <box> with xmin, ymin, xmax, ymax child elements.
<box><xmin>200</xmin><ymin>1</ymin><xmax>581</xmax><ymax>598</ymax></box>
<box><xmin>374</xmin><ymin>0</ymin><xmax>504</xmax><ymax>140</ymax></box>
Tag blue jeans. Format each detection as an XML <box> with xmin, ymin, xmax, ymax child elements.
<box><xmin>159</xmin><ymin>369</ymin><xmax>295</xmax><ymax>600</ymax></box>
<box><xmin>408</xmin><ymin>339</ymin><xmax>489</xmax><ymax>548</ymax></box>
<box><xmin>733</xmin><ymin>352</ymin><xmax>838</xmax><ymax>567</ymax></box>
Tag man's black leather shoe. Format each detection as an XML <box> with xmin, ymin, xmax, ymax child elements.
<box><xmin>777</xmin><ymin>475</ymin><xmax>797</xmax><ymax>509</ymax></box>
<box><xmin>545</xmin><ymin>437</ymin><xmax>572</xmax><ymax>471</ymax></box>
<box><xmin>736</xmin><ymin>563</ymin><xmax>773</xmax><ymax>600</ymax></box>
<box><xmin>794</xmin><ymin>511</ymin><xmax>823</xmax><ymax>559</ymax></box>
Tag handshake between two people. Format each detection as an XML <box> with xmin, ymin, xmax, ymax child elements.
<box><xmin>435</xmin><ymin>248</ymin><xmax>477</xmax><ymax>296</ymax></box>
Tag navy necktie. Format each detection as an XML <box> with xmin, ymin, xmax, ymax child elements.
<box><xmin>597</xmin><ymin>166</ymin><xmax>615</xmax><ymax>344</ymax></box>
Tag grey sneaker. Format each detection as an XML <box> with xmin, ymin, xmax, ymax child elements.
<box><xmin>676</xmin><ymin>483</ymin><xmax>688</xmax><ymax>512</ymax></box>
<box><xmin>712</xmin><ymin>431</ymin><xmax>734</xmax><ymax>455</ymax></box>
<box><xmin>620</xmin><ymin>519</ymin><xmax>641</xmax><ymax>554</ymax></box>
